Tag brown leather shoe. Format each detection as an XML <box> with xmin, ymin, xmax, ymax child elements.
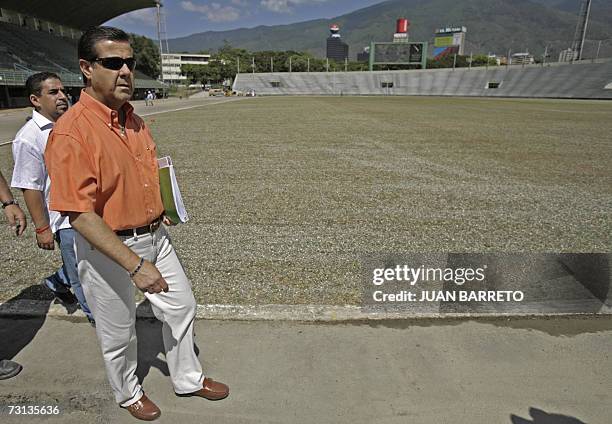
<box><xmin>122</xmin><ymin>394</ymin><xmax>161</xmax><ymax>421</ymax></box>
<box><xmin>179</xmin><ymin>377</ymin><xmax>229</xmax><ymax>400</ymax></box>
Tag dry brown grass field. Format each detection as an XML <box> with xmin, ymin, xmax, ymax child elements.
<box><xmin>1</xmin><ymin>96</ymin><xmax>611</xmax><ymax>305</ymax></box>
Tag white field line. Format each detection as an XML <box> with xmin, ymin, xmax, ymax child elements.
<box><xmin>0</xmin><ymin>98</ymin><xmax>244</xmax><ymax>147</ymax></box>
<box><xmin>139</xmin><ymin>97</ymin><xmax>241</xmax><ymax>117</ymax></box>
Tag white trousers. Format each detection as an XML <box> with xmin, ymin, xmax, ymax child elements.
<box><xmin>75</xmin><ymin>226</ymin><xmax>204</xmax><ymax>406</ymax></box>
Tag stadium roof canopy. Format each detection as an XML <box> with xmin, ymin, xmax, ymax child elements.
<box><xmin>0</xmin><ymin>0</ymin><xmax>158</xmax><ymax>30</ymax></box>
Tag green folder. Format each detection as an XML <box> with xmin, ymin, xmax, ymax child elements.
<box><xmin>158</xmin><ymin>156</ymin><xmax>189</xmax><ymax>224</ymax></box>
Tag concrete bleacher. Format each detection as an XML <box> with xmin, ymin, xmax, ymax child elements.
<box><xmin>233</xmin><ymin>59</ymin><xmax>612</xmax><ymax>99</ymax></box>
<box><xmin>0</xmin><ymin>21</ymin><xmax>162</xmax><ymax>85</ymax></box>
<box><xmin>0</xmin><ymin>21</ymin><xmax>164</xmax><ymax>107</ymax></box>
<box><xmin>0</xmin><ymin>21</ymin><xmax>79</xmax><ymax>73</ymax></box>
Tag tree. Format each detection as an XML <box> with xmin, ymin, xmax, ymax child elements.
<box><xmin>180</xmin><ymin>44</ymin><xmax>502</xmax><ymax>83</ymax></box>
<box><xmin>427</xmin><ymin>54</ymin><xmax>469</xmax><ymax>69</ymax></box>
<box><xmin>182</xmin><ymin>63</ymin><xmax>220</xmax><ymax>85</ymax></box>
<box><xmin>130</xmin><ymin>34</ymin><xmax>160</xmax><ymax>78</ymax></box>
<box><xmin>181</xmin><ymin>44</ymin><xmax>250</xmax><ymax>85</ymax></box>
<box><xmin>470</xmin><ymin>54</ymin><xmax>498</xmax><ymax>67</ymax></box>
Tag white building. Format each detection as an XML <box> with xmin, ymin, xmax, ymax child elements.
<box><xmin>510</xmin><ymin>52</ymin><xmax>535</xmax><ymax>65</ymax></box>
<box><xmin>558</xmin><ymin>48</ymin><xmax>578</xmax><ymax>63</ymax></box>
<box><xmin>161</xmin><ymin>53</ymin><xmax>210</xmax><ymax>85</ymax></box>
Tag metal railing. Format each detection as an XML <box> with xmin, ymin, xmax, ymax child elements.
<box><xmin>0</xmin><ymin>68</ymin><xmax>165</xmax><ymax>89</ymax></box>
<box><xmin>0</xmin><ymin>69</ymin><xmax>83</xmax><ymax>86</ymax></box>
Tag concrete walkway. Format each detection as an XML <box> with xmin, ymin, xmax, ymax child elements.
<box><xmin>1</xmin><ymin>314</ymin><xmax>611</xmax><ymax>423</ymax></box>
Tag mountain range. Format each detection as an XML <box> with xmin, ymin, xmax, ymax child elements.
<box><xmin>166</xmin><ymin>0</ymin><xmax>612</xmax><ymax>59</ymax></box>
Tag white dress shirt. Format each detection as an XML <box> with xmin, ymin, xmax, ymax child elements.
<box><xmin>11</xmin><ymin>110</ymin><xmax>70</xmax><ymax>233</ymax></box>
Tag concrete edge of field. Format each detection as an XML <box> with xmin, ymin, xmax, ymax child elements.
<box><xmin>0</xmin><ymin>300</ymin><xmax>611</xmax><ymax>322</ymax></box>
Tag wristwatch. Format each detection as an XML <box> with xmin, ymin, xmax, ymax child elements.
<box><xmin>1</xmin><ymin>199</ymin><xmax>18</xmax><ymax>209</ymax></box>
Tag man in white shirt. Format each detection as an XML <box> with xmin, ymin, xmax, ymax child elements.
<box><xmin>11</xmin><ymin>72</ymin><xmax>93</xmax><ymax>323</ymax></box>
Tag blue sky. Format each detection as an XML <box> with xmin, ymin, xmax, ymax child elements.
<box><xmin>106</xmin><ymin>0</ymin><xmax>384</xmax><ymax>39</ymax></box>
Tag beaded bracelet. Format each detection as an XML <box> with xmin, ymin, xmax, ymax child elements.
<box><xmin>129</xmin><ymin>257</ymin><xmax>145</xmax><ymax>278</ymax></box>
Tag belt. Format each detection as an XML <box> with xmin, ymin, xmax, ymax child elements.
<box><xmin>115</xmin><ymin>216</ymin><xmax>163</xmax><ymax>237</ymax></box>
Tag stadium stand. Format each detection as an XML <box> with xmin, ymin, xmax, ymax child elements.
<box><xmin>0</xmin><ymin>1</ymin><xmax>163</xmax><ymax>108</ymax></box>
<box><xmin>233</xmin><ymin>59</ymin><xmax>612</xmax><ymax>100</ymax></box>
<box><xmin>0</xmin><ymin>21</ymin><xmax>83</xmax><ymax>72</ymax></box>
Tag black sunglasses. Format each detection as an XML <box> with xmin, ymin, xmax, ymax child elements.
<box><xmin>93</xmin><ymin>57</ymin><xmax>136</xmax><ymax>71</ymax></box>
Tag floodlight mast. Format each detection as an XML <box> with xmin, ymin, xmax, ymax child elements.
<box><xmin>571</xmin><ymin>0</ymin><xmax>592</xmax><ymax>61</ymax></box>
<box><xmin>156</xmin><ymin>0</ymin><xmax>165</xmax><ymax>97</ymax></box>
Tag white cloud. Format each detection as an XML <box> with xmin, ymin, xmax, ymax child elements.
<box><xmin>181</xmin><ymin>1</ymin><xmax>208</xmax><ymax>13</ymax></box>
<box><xmin>111</xmin><ymin>8</ymin><xmax>158</xmax><ymax>26</ymax></box>
<box><xmin>181</xmin><ymin>1</ymin><xmax>241</xmax><ymax>22</ymax></box>
<box><xmin>260</xmin><ymin>0</ymin><xmax>326</xmax><ymax>14</ymax></box>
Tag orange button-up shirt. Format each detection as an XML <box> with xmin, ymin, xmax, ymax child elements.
<box><xmin>45</xmin><ymin>90</ymin><xmax>164</xmax><ymax>231</ymax></box>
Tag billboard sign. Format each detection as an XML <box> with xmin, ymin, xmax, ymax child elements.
<box><xmin>409</xmin><ymin>43</ymin><xmax>423</xmax><ymax>63</ymax></box>
<box><xmin>433</xmin><ymin>26</ymin><xmax>466</xmax><ymax>59</ymax></box>
<box><xmin>433</xmin><ymin>45</ymin><xmax>459</xmax><ymax>59</ymax></box>
<box><xmin>434</xmin><ymin>36</ymin><xmax>454</xmax><ymax>47</ymax></box>
<box><xmin>435</xmin><ymin>26</ymin><xmax>467</xmax><ymax>34</ymax></box>
<box><xmin>369</xmin><ymin>41</ymin><xmax>428</xmax><ymax>70</ymax></box>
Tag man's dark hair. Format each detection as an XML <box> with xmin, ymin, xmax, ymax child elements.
<box><xmin>25</xmin><ymin>72</ymin><xmax>61</xmax><ymax>97</ymax></box>
<box><xmin>78</xmin><ymin>26</ymin><xmax>130</xmax><ymax>61</ymax></box>
<box><xmin>78</xmin><ymin>26</ymin><xmax>131</xmax><ymax>85</ymax></box>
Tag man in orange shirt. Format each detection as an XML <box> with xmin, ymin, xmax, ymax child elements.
<box><xmin>45</xmin><ymin>26</ymin><xmax>228</xmax><ymax>421</ymax></box>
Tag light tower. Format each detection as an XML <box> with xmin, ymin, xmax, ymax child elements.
<box><xmin>571</xmin><ymin>0</ymin><xmax>592</xmax><ymax>61</ymax></box>
<box><xmin>155</xmin><ymin>0</ymin><xmax>169</xmax><ymax>95</ymax></box>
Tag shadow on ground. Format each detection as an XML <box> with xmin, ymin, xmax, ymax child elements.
<box><xmin>0</xmin><ymin>285</ymin><xmax>53</xmax><ymax>360</ymax></box>
<box><xmin>511</xmin><ymin>407</ymin><xmax>587</xmax><ymax>423</ymax></box>
<box><xmin>135</xmin><ymin>300</ymin><xmax>200</xmax><ymax>385</ymax></box>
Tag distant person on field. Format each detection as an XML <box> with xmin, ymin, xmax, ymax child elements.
<box><xmin>45</xmin><ymin>26</ymin><xmax>229</xmax><ymax>421</ymax></box>
<box><xmin>11</xmin><ymin>72</ymin><xmax>93</xmax><ymax>322</ymax></box>
<box><xmin>0</xmin><ymin>170</ymin><xmax>26</xmax><ymax>379</ymax></box>
<box><xmin>145</xmin><ymin>90</ymin><xmax>154</xmax><ymax>106</ymax></box>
